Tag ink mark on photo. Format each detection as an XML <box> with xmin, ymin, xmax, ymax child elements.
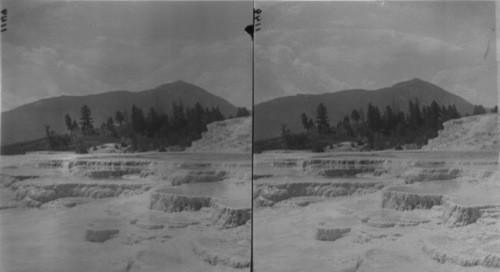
<box><xmin>1</xmin><ymin>9</ymin><xmax>7</xmax><ymax>33</ymax></box>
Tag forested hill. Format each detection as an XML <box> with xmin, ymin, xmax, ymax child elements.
<box><xmin>2</xmin><ymin>80</ymin><xmax>238</xmax><ymax>145</ymax></box>
<box><xmin>254</xmin><ymin>78</ymin><xmax>475</xmax><ymax>140</ymax></box>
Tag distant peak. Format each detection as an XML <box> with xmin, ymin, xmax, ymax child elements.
<box><xmin>409</xmin><ymin>77</ymin><xmax>424</xmax><ymax>82</ymax></box>
<box><xmin>166</xmin><ymin>79</ymin><xmax>189</xmax><ymax>86</ymax></box>
<box><xmin>154</xmin><ymin>80</ymin><xmax>192</xmax><ymax>90</ymax></box>
<box><xmin>392</xmin><ymin>78</ymin><xmax>429</xmax><ymax>87</ymax></box>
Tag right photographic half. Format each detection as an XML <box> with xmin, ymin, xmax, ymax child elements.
<box><xmin>253</xmin><ymin>1</ymin><xmax>499</xmax><ymax>271</ymax></box>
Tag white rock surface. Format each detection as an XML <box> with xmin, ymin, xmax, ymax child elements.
<box><xmin>424</xmin><ymin>114</ymin><xmax>499</xmax><ymax>151</ymax></box>
<box><xmin>186</xmin><ymin>117</ymin><xmax>251</xmax><ymax>153</ymax></box>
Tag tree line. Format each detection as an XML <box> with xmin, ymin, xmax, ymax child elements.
<box><xmin>278</xmin><ymin>98</ymin><xmax>494</xmax><ymax>152</ymax></box>
<box><xmin>46</xmin><ymin>102</ymin><xmax>250</xmax><ymax>153</ymax></box>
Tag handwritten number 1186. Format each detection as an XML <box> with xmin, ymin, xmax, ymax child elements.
<box><xmin>1</xmin><ymin>9</ymin><xmax>6</xmax><ymax>32</ymax></box>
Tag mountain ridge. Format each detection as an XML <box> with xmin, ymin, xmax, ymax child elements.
<box><xmin>2</xmin><ymin>80</ymin><xmax>238</xmax><ymax>145</ymax></box>
<box><xmin>255</xmin><ymin>78</ymin><xmax>476</xmax><ymax>140</ymax></box>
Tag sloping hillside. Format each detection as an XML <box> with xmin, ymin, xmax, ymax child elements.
<box><xmin>424</xmin><ymin>114</ymin><xmax>499</xmax><ymax>151</ymax></box>
<box><xmin>186</xmin><ymin>117</ymin><xmax>251</xmax><ymax>153</ymax></box>
<box><xmin>1</xmin><ymin>80</ymin><xmax>238</xmax><ymax>145</ymax></box>
<box><xmin>255</xmin><ymin>78</ymin><xmax>475</xmax><ymax>140</ymax></box>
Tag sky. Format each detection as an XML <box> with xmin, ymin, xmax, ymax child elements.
<box><xmin>255</xmin><ymin>1</ymin><xmax>498</xmax><ymax>107</ymax></box>
<box><xmin>1</xmin><ymin>0</ymin><xmax>253</xmax><ymax>111</ymax></box>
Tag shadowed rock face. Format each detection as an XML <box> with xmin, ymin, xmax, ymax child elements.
<box><xmin>39</xmin><ymin>159</ymin><xmax>157</xmax><ymax>178</ymax></box>
<box><xmin>190</xmin><ymin>237</ymin><xmax>251</xmax><ymax>268</ymax></box>
<box><xmin>171</xmin><ymin>170</ymin><xmax>229</xmax><ymax>186</ymax></box>
<box><xmin>441</xmin><ymin>200</ymin><xmax>500</xmax><ymax>227</ymax></box>
<box><xmin>210</xmin><ymin>202</ymin><xmax>251</xmax><ymax>229</ymax></box>
<box><xmin>382</xmin><ymin>182</ymin><xmax>500</xmax><ymax>226</ymax></box>
<box><xmin>315</xmin><ymin>226</ymin><xmax>351</xmax><ymax>241</ymax></box>
<box><xmin>149</xmin><ymin>192</ymin><xmax>212</xmax><ymax>212</ymax></box>
<box><xmin>85</xmin><ymin>229</ymin><xmax>119</xmax><ymax>243</ymax></box>
<box><xmin>149</xmin><ymin>189</ymin><xmax>251</xmax><ymax>228</ymax></box>
<box><xmin>254</xmin><ymin>179</ymin><xmax>383</xmax><ymax>206</ymax></box>
<box><xmin>302</xmin><ymin>159</ymin><xmax>385</xmax><ymax>177</ymax></box>
<box><xmin>403</xmin><ymin>168</ymin><xmax>461</xmax><ymax>183</ymax></box>
<box><xmin>12</xmin><ymin>182</ymin><xmax>152</xmax><ymax>207</ymax></box>
<box><xmin>381</xmin><ymin>189</ymin><xmax>444</xmax><ymax>210</ymax></box>
<box><xmin>422</xmin><ymin>235</ymin><xmax>500</xmax><ymax>269</ymax></box>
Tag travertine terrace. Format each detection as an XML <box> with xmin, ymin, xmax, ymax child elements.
<box><xmin>0</xmin><ymin>152</ymin><xmax>251</xmax><ymax>272</ymax></box>
<box><xmin>254</xmin><ymin>150</ymin><xmax>499</xmax><ymax>272</ymax></box>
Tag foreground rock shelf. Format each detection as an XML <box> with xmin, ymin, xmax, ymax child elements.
<box><xmin>315</xmin><ymin>216</ymin><xmax>355</xmax><ymax>241</ymax></box>
<box><xmin>84</xmin><ymin>218</ymin><xmax>122</xmax><ymax>243</ymax></box>
<box><xmin>11</xmin><ymin>181</ymin><xmax>153</xmax><ymax>207</ymax></box>
<box><xmin>190</xmin><ymin>236</ymin><xmax>251</xmax><ymax>268</ymax></box>
<box><xmin>0</xmin><ymin>151</ymin><xmax>252</xmax><ymax>272</ymax></box>
<box><xmin>254</xmin><ymin>149</ymin><xmax>499</xmax><ymax>271</ymax></box>
<box><xmin>422</xmin><ymin>234</ymin><xmax>500</xmax><ymax>268</ymax></box>
<box><xmin>149</xmin><ymin>183</ymin><xmax>251</xmax><ymax>228</ymax></box>
<box><xmin>254</xmin><ymin>177</ymin><xmax>384</xmax><ymax>206</ymax></box>
<box><xmin>382</xmin><ymin>181</ymin><xmax>500</xmax><ymax>226</ymax></box>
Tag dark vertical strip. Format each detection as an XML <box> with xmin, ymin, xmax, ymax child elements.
<box><xmin>250</xmin><ymin>1</ymin><xmax>255</xmax><ymax>271</ymax></box>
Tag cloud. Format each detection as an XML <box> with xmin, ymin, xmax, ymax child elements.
<box><xmin>253</xmin><ymin>1</ymin><xmax>496</xmax><ymax>104</ymax></box>
<box><xmin>2</xmin><ymin>43</ymin><xmax>111</xmax><ymax>110</ymax></box>
<box><xmin>2</xmin><ymin>1</ymin><xmax>253</xmax><ymax>111</ymax></box>
<box><xmin>432</xmin><ymin>64</ymin><xmax>497</xmax><ymax>107</ymax></box>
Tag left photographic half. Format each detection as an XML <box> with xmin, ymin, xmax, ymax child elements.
<box><xmin>0</xmin><ymin>1</ymin><xmax>252</xmax><ymax>271</ymax></box>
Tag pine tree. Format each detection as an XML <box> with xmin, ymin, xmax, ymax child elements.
<box><xmin>315</xmin><ymin>103</ymin><xmax>330</xmax><ymax>134</ymax></box>
<box><xmin>65</xmin><ymin>114</ymin><xmax>73</xmax><ymax>132</ymax></box>
<box><xmin>367</xmin><ymin>103</ymin><xmax>382</xmax><ymax>132</ymax></box>
<box><xmin>448</xmin><ymin>105</ymin><xmax>460</xmax><ymax>119</ymax></box>
<box><xmin>191</xmin><ymin>103</ymin><xmax>206</xmax><ymax>138</ymax></box>
<box><xmin>351</xmin><ymin>109</ymin><xmax>360</xmax><ymax>132</ymax></box>
<box><xmin>106</xmin><ymin>117</ymin><xmax>117</xmax><ymax>138</ymax></box>
<box><xmin>343</xmin><ymin>115</ymin><xmax>353</xmax><ymax>136</ymax></box>
<box><xmin>114</xmin><ymin>111</ymin><xmax>124</xmax><ymax>137</ymax></box>
<box><xmin>308</xmin><ymin>118</ymin><xmax>315</xmax><ymax>131</ymax></box>
<box><xmin>115</xmin><ymin>111</ymin><xmax>124</xmax><ymax>127</ymax></box>
<box><xmin>300</xmin><ymin>113</ymin><xmax>309</xmax><ymax>131</ymax></box>
<box><xmin>159</xmin><ymin>113</ymin><xmax>170</xmax><ymax>140</ymax></box>
<box><xmin>358</xmin><ymin>107</ymin><xmax>365</xmax><ymax>123</ymax></box>
<box><xmin>72</xmin><ymin>120</ymin><xmax>79</xmax><ymax>131</ymax></box>
<box><xmin>131</xmin><ymin>105</ymin><xmax>146</xmax><ymax>135</ymax></box>
<box><xmin>45</xmin><ymin>125</ymin><xmax>57</xmax><ymax>150</ymax></box>
<box><xmin>236</xmin><ymin>107</ymin><xmax>250</xmax><ymax>117</ymax></box>
<box><xmin>473</xmin><ymin>105</ymin><xmax>486</xmax><ymax>115</ymax></box>
<box><xmin>146</xmin><ymin>107</ymin><xmax>160</xmax><ymax>138</ymax></box>
<box><xmin>212</xmin><ymin>107</ymin><xmax>224</xmax><ymax>122</ymax></box>
<box><xmin>383</xmin><ymin>105</ymin><xmax>396</xmax><ymax>136</ymax></box>
<box><xmin>429</xmin><ymin>100</ymin><xmax>442</xmax><ymax>130</ymax></box>
<box><xmin>80</xmin><ymin>105</ymin><xmax>94</xmax><ymax>135</ymax></box>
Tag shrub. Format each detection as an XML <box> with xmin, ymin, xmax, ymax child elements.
<box><xmin>311</xmin><ymin>141</ymin><xmax>324</xmax><ymax>153</ymax></box>
<box><xmin>159</xmin><ymin>146</ymin><xmax>166</xmax><ymax>152</ymax></box>
<box><xmin>75</xmin><ymin>142</ymin><xmax>89</xmax><ymax>154</ymax></box>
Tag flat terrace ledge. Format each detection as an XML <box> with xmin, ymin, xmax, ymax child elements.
<box><xmin>149</xmin><ymin>188</ymin><xmax>251</xmax><ymax>229</ymax></box>
<box><xmin>382</xmin><ymin>182</ymin><xmax>500</xmax><ymax>226</ymax></box>
<box><xmin>254</xmin><ymin>177</ymin><xmax>384</xmax><ymax>206</ymax></box>
<box><xmin>421</xmin><ymin>235</ymin><xmax>500</xmax><ymax>268</ymax></box>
